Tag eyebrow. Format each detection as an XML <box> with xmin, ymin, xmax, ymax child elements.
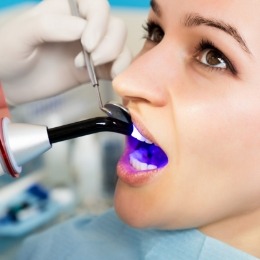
<box><xmin>184</xmin><ymin>13</ymin><xmax>251</xmax><ymax>54</ymax></box>
<box><xmin>150</xmin><ymin>0</ymin><xmax>161</xmax><ymax>17</ymax></box>
<box><xmin>150</xmin><ymin>0</ymin><xmax>251</xmax><ymax>55</ymax></box>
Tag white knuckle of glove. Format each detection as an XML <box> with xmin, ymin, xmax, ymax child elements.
<box><xmin>0</xmin><ymin>0</ymin><xmax>130</xmax><ymax>106</ymax></box>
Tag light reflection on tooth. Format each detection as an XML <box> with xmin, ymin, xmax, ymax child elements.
<box><xmin>131</xmin><ymin>126</ymin><xmax>143</xmax><ymax>141</ymax></box>
<box><xmin>131</xmin><ymin>126</ymin><xmax>153</xmax><ymax>144</ymax></box>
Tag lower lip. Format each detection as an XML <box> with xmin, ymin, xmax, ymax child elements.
<box><xmin>116</xmin><ymin>150</ymin><xmax>163</xmax><ymax>186</ymax></box>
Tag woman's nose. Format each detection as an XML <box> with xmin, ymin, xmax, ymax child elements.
<box><xmin>112</xmin><ymin>50</ymin><xmax>169</xmax><ymax>107</ymax></box>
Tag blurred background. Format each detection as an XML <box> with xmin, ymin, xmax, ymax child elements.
<box><xmin>0</xmin><ymin>0</ymin><xmax>149</xmax><ymax>258</ymax></box>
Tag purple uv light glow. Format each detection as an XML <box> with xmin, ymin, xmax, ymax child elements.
<box><xmin>129</xmin><ymin>136</ymin><xmax>168</xmax><ymax>168</ymax></box>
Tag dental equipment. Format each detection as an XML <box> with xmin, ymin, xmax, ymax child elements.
<box><xmin>0</xmin><ymin>117</ymin><xmax>133</xmax><ymax>178</ymax></box>
<box><xmin>0</xmin><ymin>0</ymin><xmax>133</xmax><ymax>179</ymax></box>
<box><xmin>68</xmin><ymin>0</ymin><xmax>131</xmax><ymax>124</ymax></box>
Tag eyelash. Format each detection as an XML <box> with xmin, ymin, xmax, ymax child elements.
<box><xmin>142</xmin><ymin>20</ymin><xmax>164</xmax><ymax>44</ymax></box>
<box><xmin>142</xmin><ymin>21</ymin><xmax>237</xmax><ymax>75</ymax></box>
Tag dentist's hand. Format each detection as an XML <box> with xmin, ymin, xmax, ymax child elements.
<box><xmin>0</xmin><ymin>0</ymin><xmax>131</xmax><ymax>105</ymax></box>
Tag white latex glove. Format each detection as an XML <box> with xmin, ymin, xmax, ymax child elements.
<box><xmin>0</xmin><ymin>0</ymin><xmax>132</xmax><ymax>105</ymax></box>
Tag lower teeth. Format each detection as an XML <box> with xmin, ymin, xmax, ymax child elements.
<box><xmin>130</xmin><ymin>153</ymin><xmax>157</xmax><ymax>171</ymax></box>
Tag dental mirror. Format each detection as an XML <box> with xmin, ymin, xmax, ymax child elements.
<box><xmin>103</xmin><ymin>102</ymin><xmax>131</xmax><ymax>124</ymax></box>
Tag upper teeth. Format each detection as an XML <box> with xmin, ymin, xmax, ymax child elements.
<box><xmin>131</xmin><ymin>126</ymin><xmax>153</xmax><ymax>144</ymax></box>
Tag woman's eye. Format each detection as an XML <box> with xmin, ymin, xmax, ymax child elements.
<box><xmin>143</xmin><ymin>21</ymin><xmax>164</xmax><ymax>44</ymax></box>
<box><xmin>196</xmin><ymin>49</ymin><xmax>227</xmax><ymax>69</ymax></box>
<box><xmin>195</xmin><ymin>40</ymin><xmax>237</xmax><ymax>74</ymax></box>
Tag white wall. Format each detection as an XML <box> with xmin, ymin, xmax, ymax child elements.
<box><xmin>113</xmin><ymin>8</ymin><xmax>148</xmax><ymax>56</ymax></box>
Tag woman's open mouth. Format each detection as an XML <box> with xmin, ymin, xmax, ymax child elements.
<box><xmin>128</xmin><ymin>125</ymin><xmax>168</xmax><ymax>171</ymax></box>
<box><xmin>117</xmin><ymin>125</ymin><xmax>168</xmax><ymax>185</ymax></box>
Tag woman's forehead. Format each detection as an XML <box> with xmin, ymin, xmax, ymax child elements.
<box><xmin>149</xmin><ymin>0</ymin><xmax>260</xmax><ymax>52</ymax></box>
<box><xmin>149</xmin><ymin>0</ymin><xmax>260</xmax><ymax>19</ymax></box>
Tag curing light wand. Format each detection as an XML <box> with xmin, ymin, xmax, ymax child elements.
<box><xmin>0</xmin><ymin>117</ymin><xmax>133</xmax><ymax>178</ymax></box>
<box><xmin>48</xmin><ymin>117</ymin><xmax>132</xmax><ymax>143</ymax></box>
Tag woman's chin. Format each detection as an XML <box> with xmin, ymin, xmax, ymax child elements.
<box><xmin>113</xmin><ymin>180</ymin><xmax>153</xmax><ymax>229</ymax></box>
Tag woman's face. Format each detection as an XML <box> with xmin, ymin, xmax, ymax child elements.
<box><xmin>112</xmin><ymin>0</ymin><xmax>260</xmax><ymax>231</ymax></box>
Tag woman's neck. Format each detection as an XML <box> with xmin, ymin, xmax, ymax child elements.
<box><xmin>199</xmin><ymin>208</ymin><xmax>260</xmax><ymax>258</ymax></box>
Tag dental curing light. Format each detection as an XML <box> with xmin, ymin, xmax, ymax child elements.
<box><xmin>0</xmin><ymin>117</ymin><xmax>133</xmax><ymax>178</ymax></box>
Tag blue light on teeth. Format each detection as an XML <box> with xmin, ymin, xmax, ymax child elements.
<box><xmin>129</xmin><ymin>125</ymin><xmax>169</xmax><ymax>168</ymax></box>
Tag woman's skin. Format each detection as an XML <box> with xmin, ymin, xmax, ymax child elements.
<box><xmin>112</xmin><ymin>0</ymin><xmax>260</xmax><ymax>257</ymax></box>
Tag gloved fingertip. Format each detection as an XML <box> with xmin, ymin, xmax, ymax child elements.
<box><xmin>111</xmin><ymin>49</ymin><xmax>132</xmax><ymax>78</ymax></box>
<box><xmin>111</xmin><ymin>63</ymin><xmax>124</xmax><ymax>79</ymax></box>
<box><xmin>74</xmin><ymin>53</ymin><xmax>85</xmax><ymax>68</ymax></box>
<box><xmin>110</xmin><ymin>69</ymin><xmax>118</xmax><ymax>80</ymax></box>
<box><xmin>82</xmin><ymin>36</ymin><xmax>99</xmax><ymax>53</ymax></box>
<box><xmin>90</xmin><ymin>51</ymin><xmax>103</xmax><ymax>67</ymax></box>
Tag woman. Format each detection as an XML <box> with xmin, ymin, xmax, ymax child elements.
<box><xmin>18</xmin><ymin>0</ymin><xmax>260</xmax><ymax>259</ymax></box>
